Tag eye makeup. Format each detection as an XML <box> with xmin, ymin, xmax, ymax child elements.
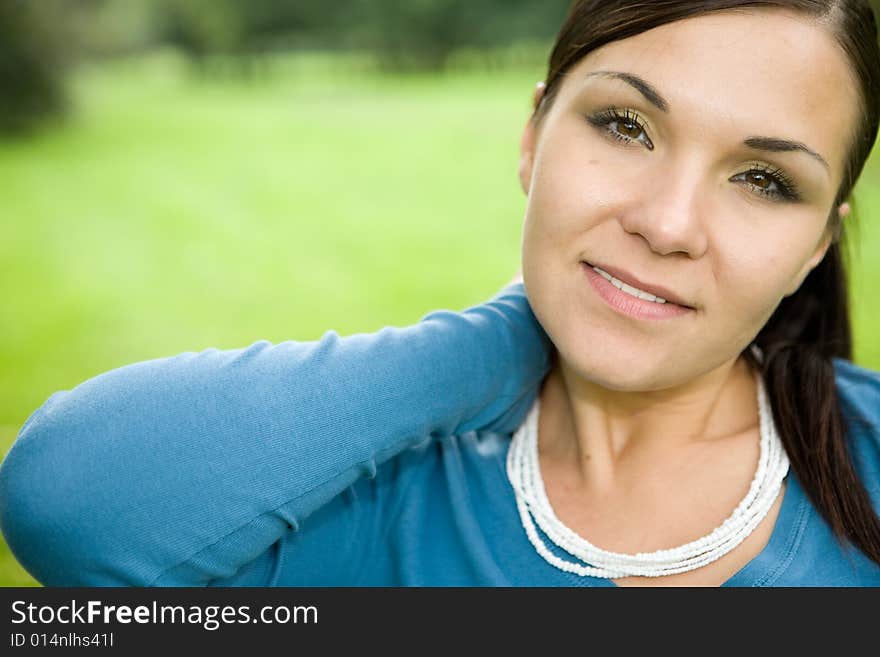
<box><xmin>587</xmin><ymin>107</ymin><xmax>655</xmax><ymax>150</ymax></box>
<box><xmin>585</xmin><ymin>106</ymin><xmax>804</xmax><ymax>203</ymax></box>
<box><xmin>732</xmin><ymin>162</ymin><xmax>801</xmax><ymax>202</ymax></box>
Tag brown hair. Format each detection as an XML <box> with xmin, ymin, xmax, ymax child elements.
<box><xmin>533</xmin><ymin>0</ymin><xmax>880</xmax><ymax>566</ymax></box>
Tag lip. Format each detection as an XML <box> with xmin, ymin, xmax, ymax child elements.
<box><xmin>581</xmin><ymin>262</ymin><xmax>695</xmax><ymax>321</ymax></box>
<box><xmin>582</xmin><ymin>260</ymin><xmax>695</xmax><ymax>309</ymax></box>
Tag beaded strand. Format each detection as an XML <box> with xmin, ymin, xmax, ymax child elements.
<box><xmin>505</xmin><ymin>347</ymin><xmax>789</xmax><ymax>579</ymax></box>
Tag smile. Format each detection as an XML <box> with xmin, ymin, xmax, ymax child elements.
<box><xmin>591</xmin><ymin>266</ymin><xmax>667</xmax><ymax>303</ymax></box>
<box><xmin>581</xmin><ymin>262</ymin><xmax>695</xmax><ymax>321</ymax></box>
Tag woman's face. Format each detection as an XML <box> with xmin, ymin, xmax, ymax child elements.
<box><xmin>519</xmin><ymin>9</ymin><xmax>859</xmax><ymax>391</ymax></box>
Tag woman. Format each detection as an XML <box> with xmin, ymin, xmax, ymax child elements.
<box><xmin>1</xmin><ymin>0</ymin><xmax>879</xmax><ymax>587</ymax></box>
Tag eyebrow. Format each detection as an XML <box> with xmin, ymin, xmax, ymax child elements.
<box><xmin>584</xmin><ymin>70</ymin><xmax>830</xmax><ymax>172</ymax></box>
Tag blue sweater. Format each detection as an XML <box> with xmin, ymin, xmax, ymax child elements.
<box><xmin>1</xmin><ymin>283</ymin><xmax>879</xmax><ymax>586</ymax></box>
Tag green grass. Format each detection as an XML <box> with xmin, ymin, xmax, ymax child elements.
<box><xmin>0</xmin><ymin>51</ymin><xmax>878</xmax><ymax>586</ymax></box>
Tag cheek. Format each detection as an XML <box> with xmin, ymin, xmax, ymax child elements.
<box><xmin>720</xmin><ymin>258</ymin><xmax>784</xmax><ymax>318</ymax></box>
<box><xmin>695</xmin><ymin>192</ymin><xmax>828</xmax><ymax>322</ymax></box>
<box><xmin>524</xmin><ymin>123</ymin><xmax>638</xmax><ymax>241</ymax></box>
<box><xmin>521</xmin><ymin>148</ymin><xmax>614</xmax><ymax>315</ymax></box>
<box><xmin>711</xmin><ymin>237</ymin><xmax>817</xmax><ymax>339</ymax></box>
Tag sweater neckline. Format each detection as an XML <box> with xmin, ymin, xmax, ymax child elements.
<box><xmin>584</xmin><ymin>469</ymin><xmax>807</xmax><ymax>587</ymax></box>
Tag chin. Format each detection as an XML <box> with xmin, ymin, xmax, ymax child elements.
<box><xmin>557</xmin><ymin>348</ymin><xmax>652</xmax><ymax>391</ymax></box>
<box><xmin>553</xmin><ymin>329</ymin><xmax>685</xmax><ymax>392</ymax></box>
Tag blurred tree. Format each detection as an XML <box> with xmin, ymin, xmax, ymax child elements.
<box><xmin>149</xmin><ymin>0</ymin><xmax>571</xmax><ymax>72</ymax></box>
<box><xmin>359</xmin><ymin>0</ymin><xmax>479</xmax><ymax>71</ymax></box>
<box><xmin>71</xmin><ymin>0</ymin><xmax>161</xmax><ymax>58</ymax></box>
<box><xmin>359</xmin><ymin>0</ymin><xmax>570</xmax><ymax>71</ymax></box>
<box><xmin>0</xmin><ymin>0</ymin><xmax>574</xmax><ymax>94</ymax></box>
<box><xmin>157</xmin><ymin>0</ymin><xmax>243</xmax><ymax>58</ymax></box>
<box><xmin>0</xmin><ymin>0</ymin><xmax>72</xmax><ymax>134</ymax></box>
<box><xmin>6</xmin><ymin>0</ymin><xmax>880</xmax><ymax>98</ymax></box>
<box><xmin>234</xmin><ymin>0</ymin><xmax>353</xmax><ymax>50</ymax></box>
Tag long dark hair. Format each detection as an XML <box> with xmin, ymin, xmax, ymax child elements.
<box><xmin>534</xmin><ymin>0</ymin><xmax>880</xmax><ymax>566</ymax></box>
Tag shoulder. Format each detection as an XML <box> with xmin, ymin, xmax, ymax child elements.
<box><xmin>833</xmin><ymin>358</ymin><xmax>880</xmax><ymax>430</ymax></box>
<box><xmin>833</xmin><ymin>359</ymin><xmax>880</xmax><ymax>492</ymax></box>
<box><xmin>356</xmin><ymin>429</ymin><xmax>510</xmax><ymax>533</ymax></box>
<box><xmin>350</xmin><ymin>430</ymin><xmax>508</xmax><ymax>508</ymax></box>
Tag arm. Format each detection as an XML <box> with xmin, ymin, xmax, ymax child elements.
<box><xmin>0</xmin><ymin>283</ymin><xmax>552</xmax><ymax>586</ymax></box>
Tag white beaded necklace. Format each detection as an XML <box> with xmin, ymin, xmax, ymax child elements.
<box><xmin>505</xmin><ymin>346</ymin><xmax>789</xmax><ymax>579</ymax></box>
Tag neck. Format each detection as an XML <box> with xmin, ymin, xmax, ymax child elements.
<box><xmin>539</xmin><ymin>352</ymin><xmax>759</xmax><ymax>491</ymax></box>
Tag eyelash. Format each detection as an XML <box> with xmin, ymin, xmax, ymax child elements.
<box><xmin>588</xmin><ymin>108</ymin><xmax>654</xmax><ymax>149</ymax></box>
<box><xmin>586</xmin><ymin>108</ymin><xmax>802</xmax><ymax>203</ymax></box>
<box><xmin>737</xmin><ymin>162</ymin><xmax>800</xmax><ymax>202</ymax></box>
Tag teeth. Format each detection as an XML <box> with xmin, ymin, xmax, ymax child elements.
<box><xmin>592</xmin><ymin>266</ymin><xmax>667</xmax><ymax>303</ymax></box>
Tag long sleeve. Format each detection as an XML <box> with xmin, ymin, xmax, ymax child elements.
<box><xmin>0</xmin><ymin>283</ymin><xmax>552</xmax><ymax>586</ymax></box>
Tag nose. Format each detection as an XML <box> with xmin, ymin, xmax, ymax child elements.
<box><xmin>618</xmin><ymin>157</ymin><xmax>709</xmax><ymax>259</ymax></box>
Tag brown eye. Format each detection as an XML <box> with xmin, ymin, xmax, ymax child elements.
<box><xmin>731</xmin><ymin>164</ymin><xmax>800</xmax><ymax>203</ymax></box>
<box><xmin>746</xmin><ymin>171</ymin><xmax>772</xmax><ymax>190</ymax></box>
<box><xmin>587</xmin><ymin>108</ymin><xmax>654</xmax><ymax>150</ymax></box>
<box><xmin>618</xmin><ymin>120</ymin><xmax>643</xmax><ymax>139</ymax></box>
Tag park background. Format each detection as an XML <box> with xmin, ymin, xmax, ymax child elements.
<box><xmin>1</xmin><ymin>0</ymin><xmax>878</xmax><ymax>586</ymax></box>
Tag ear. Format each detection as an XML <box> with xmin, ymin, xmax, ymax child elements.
<box><xmin>518</xmin><ymin>82</ymin><xmax>546</xmax><ymax>195</ymax></box>
<box><xmin>518</xmin><ymin>121</ymin><xmax>536</xmax><ymax>195</ymax></box>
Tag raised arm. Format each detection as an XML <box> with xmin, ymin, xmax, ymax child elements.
<box><xmin>0</xmin><ymin>283</ymin><xmax>552</xmax><ymax>586</ymax></box>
